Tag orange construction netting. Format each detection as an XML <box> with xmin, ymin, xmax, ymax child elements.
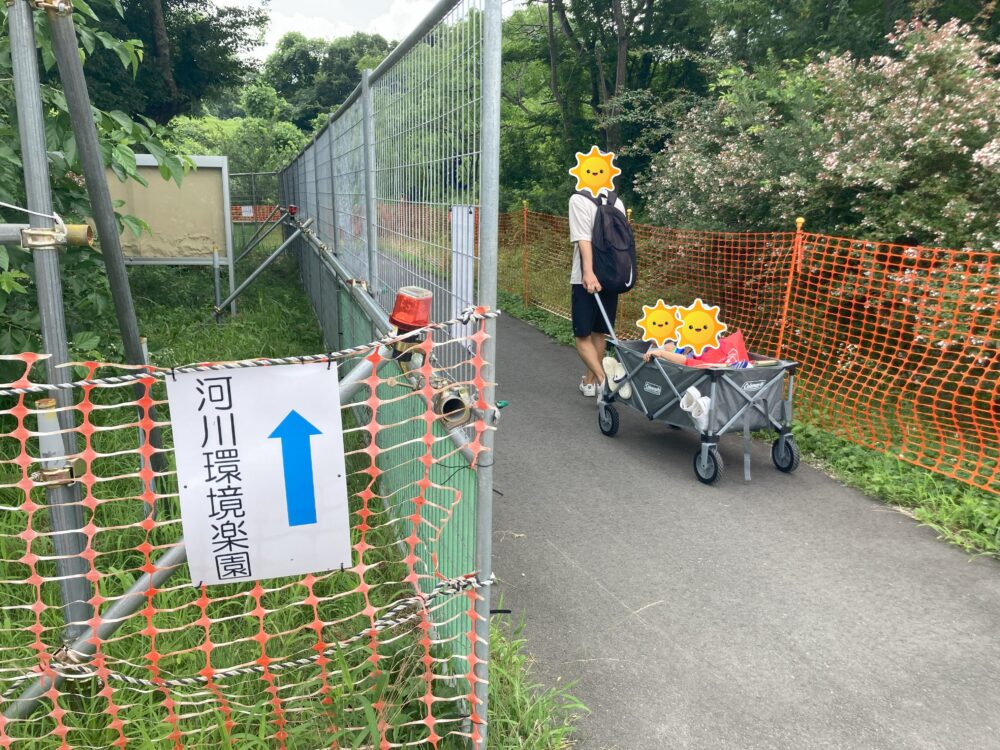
<box><xmin>499</xmin><ymin>208</ymin><xmax>999</xmax><ymax>494</ymax></box>
<box><xmin>0</xmin><ymin>312</ymin><xmax>495</xmax><ymax>748</ymax></box>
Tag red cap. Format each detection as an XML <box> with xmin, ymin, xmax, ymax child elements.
<box><xmin>287</xmin><ymin>204</ymin><xmax>298</xmax><ymax>216</ymax></box>
<box><xmin>390</xmin><ymin>286</ymin><xmax>433</xmax><ymax>332</ymax></box>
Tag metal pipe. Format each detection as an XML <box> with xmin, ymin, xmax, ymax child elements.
<box><xmin>0</xmin><ymin>223</ymin><xmax>92</xmax><ymax>246</ymax></box>
<box><xmin>214</xmin><ymin>219</ymin><xmax>313</xmax><ymax>315</ymax></box>
<box><xmin>301</xmin><ymin>227</ymin><xmax>482</xmax><ymax>465</ymax></box>
<box><xmin>1</xmin><ymin>341</ymin><xmax>431</xmax><ymax>720</ymax></box>
<box><xmin>474</xmin><ymin>3</ymin><xmax>503</xmax><ymax>745</ymax></box>
<box><xmin>235</xmin><ymin>208</ymin><xmax>285</xmax><ymax>263</ymax></box>
<box><xmin>2</xmin><ymin>542</ymin><xmax>188</xmax><ymax>721</ymax></box>
<box><xmin>45</xmin><ymin>5</ymin><xmax>170</xmax><ymax>486</ymax></box>
<box><xmin>220</xmin><ymin>159</ymin><xmax>237</xmax><ymax>315</ymax></box>
<box><xmin>361</xmin><ymin>69</ymin><xmax>379</xmax><ymax>299</ymax></box>
<box><xmin>9</xmin><ymin>0</ymin><xmax>93</xmax><ymax>645</ymax></box>
<box><xmin>46</xmin><ymin>9</ymin><xmax>146</xmax><ymax>377</ymax></box>
<box><xmin>0</xmin><ymin>224</ymin><xmax>29</xmax><ymax>244</ymax></box>
<box><xmin>212</xmin><ymin>250</ymin><xmax>222</xmax><ymax>311</ymax></box>
<box><xmin>300</xmin><ymin>224</ymin><xmax>391</xmax><ymax>334</ymax></box>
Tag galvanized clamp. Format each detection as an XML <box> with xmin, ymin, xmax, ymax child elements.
<box><xmin>30</xmin><ymin>457</ymin><xmax>87</xmax><ymax>487</ymax></box>
<box><xmin>20</xmin><ymin>224</ymin><xmax>92</xmax><ymax>250</ymax></box>
<box><xmin>15</xmin><ymin>0</ymin><xmax>73</xmax><ymax>12</ymax></box>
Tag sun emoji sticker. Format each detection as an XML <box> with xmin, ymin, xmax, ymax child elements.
<box><xmin>569</xmin><ymin>145</ymin><xmax>622</xmax><ymax>198</ymax></box>
<box><xmin>637</xmin><ymin>300</ymin><xmax>682</xmax><ymax>348</ymax></box>
<box><xmin>675</xmin><ymin>298</ymin><xmax>728</xmax><ymax>356</ymax></box>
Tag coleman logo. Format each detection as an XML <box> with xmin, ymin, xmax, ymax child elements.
<box><xmin>742</xmin><ymin>380</ymin><xmax>766</xmax><ymax>393</ymax></box>
<box><xmin>644</xmin><ymin>382</ymin><xmax>662</xmax><ymax>396</ymax></box>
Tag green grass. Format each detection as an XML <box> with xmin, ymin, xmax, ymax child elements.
<box><xmin>498</xmin><ymin>291</ymin><xmax>575</xmax><ymax>347</ymax></box>
<box><xmin>497</xmin><ymin>291</ymin><xmax>1000</xmax><ymax>558</ymax></box>
<box><xmin>487</xmin><ymin>616</ymin><xmax>585</xmax><ymax>750</ymax></box>
<box><xmin>0</xmin><ymin>250</ymin><xmax>582</xmax><ymax>747</ymax></box>
<box><xmin>792</xmin><ymin>423</ymin><xmax>1000</xmax><ymax>555</ymax></box>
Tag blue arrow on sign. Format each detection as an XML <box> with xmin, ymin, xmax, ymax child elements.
<box><xmin>268</xmin><ymin>410</ymin><xmax>322</xmax><ymax>526</ymax></box>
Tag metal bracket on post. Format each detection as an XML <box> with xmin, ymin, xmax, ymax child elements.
<box><xmin>31</xmin><ymin>459</ymin><xmax>87</xmax><ymax>487</ymax></box>
<box><xmin>360</xmin><ymin>69</ymin><xmax>379</xmax><ymax>298</ymax></box>
<box><xmin>19</xmin><ymin>224</ymin><xmax>93</xmax><ymax>250</ymax></box>
<box><xmin>28</xmin><ymin>0</ymin><xmax>72</xmax><ymax>12</ymax></box>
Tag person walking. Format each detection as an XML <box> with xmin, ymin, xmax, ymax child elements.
<box><xmin>567</xmin><ymin>146</ymin><xmax>633</xmax><ymax>396</ymax></box>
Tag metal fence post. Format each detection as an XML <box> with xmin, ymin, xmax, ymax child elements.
<box><xmin>776</xmin><ymin>216</ymin><xmax>805</xmax><ymax>360</ymax></box>
<box><xmin>361</xmin><ymin>69</ymin><xmax>379</xmax><ymax>295</ymax></box>
<box><xmin>45</xmin><ymin>4</ymin><xmax>170</xmax><ymax>485</ymax></box>
<box><xmin>522</xmin><ymin>199</ymin><xmax>530</xmax><ymax>305</ymax></box>
<box><xmin>475</xmin><ymin>2</ymin><xmax>502</xmax><ymax>747</ymax></box>
<box><xmin>328</xmin><ymin>118</ymin><xmax>340</xmax><ymax>256</ymax></box>
<box><xmin>8</xmin><ymin>0</ymin><xmax>93</xmax><ymax>643</ymax></box>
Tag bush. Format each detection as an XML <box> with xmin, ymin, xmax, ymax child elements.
<box><xmin>640</xmin><ymin>19</ymin><xmax>1000</xmax><ymax>251</ymax></box>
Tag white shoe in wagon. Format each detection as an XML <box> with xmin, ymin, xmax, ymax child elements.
<box><xmin>602</xmin><ymin>356</ymin><xmax>632</xmax><ymax>400</ymax></box>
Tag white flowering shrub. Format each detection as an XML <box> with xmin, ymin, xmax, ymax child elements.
<box><xmin>639</xmin><ymin>19</ymin><xmax>1000</xmax><ymax>252</ymax></box>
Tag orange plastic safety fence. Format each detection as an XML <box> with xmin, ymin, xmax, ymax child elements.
<box><xmin>0</xmin><ymin>315</ymin><xmax>495</xmax><ymax>748</ymax></box>
<box><xmin>499</xmin><ymin>209</ymin><xmax>999</xmax><ymax>494</ymax></box>
<box><xmin>229</xmin><ymin>205</ymin><xmax>280</xmax><ymax>224</ymax></box>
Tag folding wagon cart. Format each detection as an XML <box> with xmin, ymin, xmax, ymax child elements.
<box><xmin>594</xmin><ymin>296</ymin><xmax>801</xmax><ymax>485</ymax></box>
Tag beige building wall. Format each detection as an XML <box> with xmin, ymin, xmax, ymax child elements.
<box><xmin>107</xmin><ymin>162</ymin><xmax>229</xmax><ymax>259</ymax></box>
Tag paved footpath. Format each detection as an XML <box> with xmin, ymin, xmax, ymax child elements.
<box><xmin>491</xmin><ymin>315</ymin><xmax>1000</xmax><ymax>750</ymax></box>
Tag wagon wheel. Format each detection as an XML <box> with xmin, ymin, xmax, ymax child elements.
<box><xmin>598</xmin><ymin>405</ymin><xmax>619</xmax><ymax>437</ymax></box>
<box><xmin>693</xmin><ymin>446</ymin><xmax>724</xmax><ymax>485</ymax></box>
<box><xmin>771</xmin><ymin>437</ymin><xmax>801</xmax><ymax>473</ymax></box>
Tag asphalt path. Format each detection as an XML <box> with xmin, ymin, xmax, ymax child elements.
<box><xmin>491</xmin><ymin>314</ymin><xmax>1000</xmax><ymax>750</ymax></box>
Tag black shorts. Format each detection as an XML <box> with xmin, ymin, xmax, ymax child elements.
<box><xmin>571</xmin><ymin>284</ymin><xmax>619</xmax><ymax>338</ymax></box>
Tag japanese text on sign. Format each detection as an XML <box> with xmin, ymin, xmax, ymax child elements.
<box><xmin>167</xmin><ymin>364</ymin><xmax>351</xmax><ymax>586</ymax></box>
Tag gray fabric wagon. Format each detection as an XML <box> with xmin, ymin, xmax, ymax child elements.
<box><xmin>595</xmin><ymin>297</ymin><xmax>800</xmax><ymax>485</ymax></box>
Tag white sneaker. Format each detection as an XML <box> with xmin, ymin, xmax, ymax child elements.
<box><xmin>579</xmin><ymin>379</ymin><xmax>596</xmax><ymax>397</ymax></box>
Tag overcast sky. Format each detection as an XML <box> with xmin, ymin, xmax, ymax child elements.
<box><xmin>217</xmin><ymin>1</ymin><xmax>521</xmax><ymax>59</ymax></box>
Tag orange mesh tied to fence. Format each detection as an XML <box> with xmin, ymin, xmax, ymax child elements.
<box><xmin>230</xmin><ymin>205</ymin><xmax>280</xmax><ymax>223</ymax></box>
<box><xmin>0</xmin><ymin>310</ymin><xmax>496</xmax><ymax>748</ymax></box>
<box><xmin>499</xmin><ymin>208</ymin><xmax>998</xmax><ymax>495</ymax></box>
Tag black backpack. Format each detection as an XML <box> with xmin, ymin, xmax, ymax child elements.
<box><xmin>578</xmin><ymin>190</ymin><xmax>636</xmax><ymax>293</ymax></box>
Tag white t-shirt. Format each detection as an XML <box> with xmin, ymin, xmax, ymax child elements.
<box><xmin>568</xmin><ymin>192</ymin><xmax>626</xmax><ymax>285</ymax></box>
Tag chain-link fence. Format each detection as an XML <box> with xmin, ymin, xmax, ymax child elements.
<box><xmin>279</xmin><ymin>1</ymin><xmax>501</xmax><ymax>745</ymax></box>
<box><xmin>229</xmin><ymin>171</ymin><xmax>280</xmax><ymax>258</ymax></box>
<box><xmin>281</xmin><ymin>0</ymin><xmax>498</xmax><ymax>341</ymax></box>
<box><xmin>0</xmin><ymin>313</ymin><xmax>497</xmax><ymax>747</ymax></box>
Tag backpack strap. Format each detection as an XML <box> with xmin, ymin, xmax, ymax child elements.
<box><xmin>575</xmin><ymin>189</ymin><xmax>617</xmax><ymax>206</ymax></box>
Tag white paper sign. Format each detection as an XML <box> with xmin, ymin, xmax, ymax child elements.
<box><xmin>240</xmin><ymin>205</ymin><xmax>254</xmax><ymax>218</ymax></box>
<box><xmin>167</xmin><ymin>364</ymin><xmax>351</xmax><ymax>585</ymax></box>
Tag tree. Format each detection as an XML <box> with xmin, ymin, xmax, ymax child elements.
<box><xmin>84</xmin><ymin>0</ymin><xmax>268</xmax><ymax>123</ymax></box>
<box><xmin>638</xmin><ymin>19</ymin><xmax>1000</xmax><ymax>250</ymax></box>
<box><xmin>241</xmin><ymin>82</ymin><xmax>294</xmax><ymax>122</ymax></box>
<box><xmin>499</xmin><ymin>2</ymin><xmax>709</xmax><ymax>211</ymax></box>
<box><xmin>168</xmin><ymin>115</ymin><xmax>307</xmax><ymax>174</ymax></box>
<box><xmin>0</xmin><ymin>1</ymin><xmax>185</xmax><ymax>358</ymax></box>
<box><xmin>262</xmin><ymin>31</ymin><xmax>393</xmax><ymax>130</ymax></box>
<box><xmin>544</xmin><ymin>0</ymin><xmax>709</xmax><ymax>151</ymax></box>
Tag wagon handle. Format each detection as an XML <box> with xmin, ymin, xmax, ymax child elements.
<box><xmin>593</xmin><ymin>293</ymin><xmax>621</xmax><ymax>347</ymax></box>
